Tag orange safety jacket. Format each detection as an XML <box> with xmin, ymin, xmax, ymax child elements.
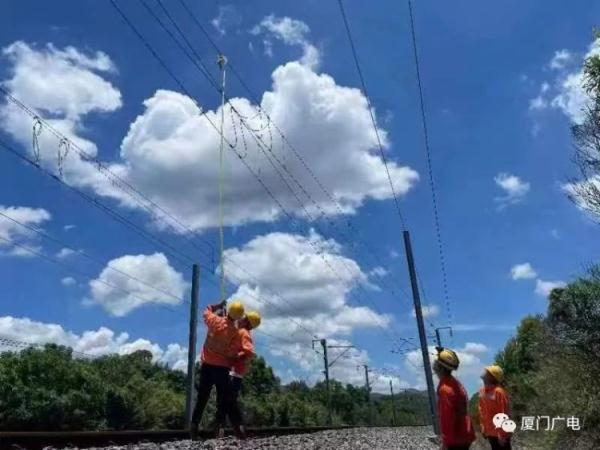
<box><xmin>201</xmin><ymin>306</ymin><xmax>239</xmax><ymax>368</ymax></box>
<box><xmin>437</xmin><ymin>375</ymin><xmax>476</xmax><ymax>448</ymax></box>
<box><xmin>231</xmin><ymin>328</ymin><xmax>255</xmax><ymax>377</ymax></box>
<box><xmin>478</xmin><ymin>385</ymin><xmax>511</xmax><ymax>439</ymax></box>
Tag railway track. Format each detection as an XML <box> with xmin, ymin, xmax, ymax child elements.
<box><xmin>0</xmin><ymin>426</ymin><xmax>356</xmax><ymax>450</ymax></box>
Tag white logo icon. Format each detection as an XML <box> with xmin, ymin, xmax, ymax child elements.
<box><xmin>493</xmin><ymin>413</ymin><xmax>515</xmax><ymax>433</ymax></box>
<box><xmin>501</xmin><ymin>419</ymin><xmax>517</xmax><ymax>433</ymax></box>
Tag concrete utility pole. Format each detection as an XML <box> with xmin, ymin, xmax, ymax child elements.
<box><xmin>313</xmin><ymin>339</ymin><xmax>331</xmax><ymax>425</ymax></box>
<box><xmin>389</xmin><ymin>379</ymin><xmax>397</xmax><ymax>427</ymax></box>
<box><xmin>313</xmin><ymin>340</ymin><xmax>355</xmax><ymax>425</ymax></box>
<box><xmin>184</xmin><ymin>264</ymin><xmax>200</xmax><ymax>427</ymax></box>
<box><xmin>402</xmin><ymin>230</ymin><xmax>439</xmax><ymax>434</ymax></box>
<box><xmin>434</xmin><ymin>326</ymin><xmax>453</xmax><ymax>349</ymax></box>
<box><xmin>362</xmin><ymin>365</ymin><xmax>373</xmax><ymax>426</ymax></box>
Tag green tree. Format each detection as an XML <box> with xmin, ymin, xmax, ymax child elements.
<box><xmin>569</xmin><ymin>31</ymin><xmax>600</xmax><ymax>219</ymax></box>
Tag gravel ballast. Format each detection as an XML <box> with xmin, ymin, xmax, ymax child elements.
<box><xmin>47</xmin><ymin>427</ymin><xmax>438</xmax><ymax>450</ymax></box>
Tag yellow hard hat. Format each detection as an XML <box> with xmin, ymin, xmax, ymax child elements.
<box><xmin>485</xmin><ymin>365</ymin><xmax>504</xmax><ymax>383</ymax></box>
<box><xmin>246</xmin><ymin>311</ymin><xmax>261</xmax><ymax>329</ymax></box>
<box><xmin>227</xmin><ymin>301</ymin><xmax>245</xmax><ymax>320</ymax></box>
<box><xmin>436</xmin><ymin>348</ymin><xmax>460</xmax><ymax>370</ymax></box>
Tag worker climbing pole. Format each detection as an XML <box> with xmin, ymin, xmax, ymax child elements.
<box><xmin>217</xmin><ymin>54</ymin><xmax>228</xmax><ymax>306</ymax></box>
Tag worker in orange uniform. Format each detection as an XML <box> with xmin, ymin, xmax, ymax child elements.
<box><xmin>479</xmin><ymin>365</ymin><xmax>512</xmax><ymax>450</ymax></box>
<box><xmin>230</xmin><ymin>312</ymin><xmax>261</xmax><ymax>403</ymax></box>
<box><xmin>215</xmin><ymin>311</ymin><xmax>261</xmax><ymax>437</ymax></box>
<box><xmin>433</xmin><ymin>347</ymin><xmax>476</xmax><ymax>450</ymax></box>
<box><xmin>190</xmin><ymin>300</ymin><xmax>245</xmax><ymax>440</ymax></box>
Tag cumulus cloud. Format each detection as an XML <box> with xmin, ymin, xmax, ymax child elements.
<box><xmin>224</xmin><ymin>231</ymin><xmax>386</xmax><ymax>323</ymax></box>
<box><xmin>0</xmin><ymin>41</ymin><xmax>125</xmax><ymax>200</ymax></box>
<box><xmin>88</xmin><ymin>253</ymin><xmax>188</xmax><ymax>316</ymax></box>
<box><xmin>115</xmin><ymin>64</ymin><xmax>417</xmax><ymax>230</ymax></box>
<box><xmin>0</xmin><ymin>316</ymin><xmax>188</xmax><ymax>370</ymax></box>
<box><xmin>1</xmin><ymin>41</ymin><xmax>418</xmax><ymax>233</ymax></box>
<box><xmin>494</xmin><ymin>173</ymin><xmax>530</xmax><ymax>209</ymax></box>
<box><xmin>251</xmin><ymin>15</ymin><xmax>320</xmax><ymax>69</ymax></box>
<box><xmin>529</xmin><ymin>39</ymin><xmax>600</xmax><ymax>124</ymax></box>
<box><xmin>0</xmin><ymin>205</ymin><xmax>51</xmax><ymax>256</ymax></box>
<box><xmin>510</xmin><ymin>262</ymin><xmax>537</xmax><ymax>280</ymax></box>
<box><xmin>222</xmin><ymin>231</ymin><xmax>396</xmax><ymax>386</ymax></box>
<box><xmin>535</xmin><ymin>279</ymin><xmax>566</xmax><ymax>297</ymax></box>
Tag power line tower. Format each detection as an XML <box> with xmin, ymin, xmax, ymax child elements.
<box><xmin>389</xmin><ymin>379</ymin><xmax>397</xmax><ymax>427</ymax></box>
<box><xmin>361</xmin><ymin>365</ymin><xmax>373</xmax><ymax>425</ymax></box>
<box><xmin>313</xmin><ymin>339</ymin><xmax>355</xmax><ymax>425</ymax></box>
<box><xmin>434</xmin><ymin>326</ymin><xmax>453</xmax><ymax>349</ymax></box>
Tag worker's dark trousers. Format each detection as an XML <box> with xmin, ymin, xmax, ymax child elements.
<box><xmin>215</xmin><ymin>376</ymin><xmax>244</xmax><ymax>427</ymax></box>
<box><xmin>487</xmin><ymin>437</ymin><xmax>512</xmax><ymax>450</ymax></box>
<box><xmin>191</xmin><ymin>364</ymin><xmax>240</xmax><ymax>428</ymax></box>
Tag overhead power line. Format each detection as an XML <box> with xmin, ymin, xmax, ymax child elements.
<box><xmin>0</xmin><ymin>336</ymin><xmax>98</xmax><ymax>359</ymax></box>
<box><xmin>0</xmin><ymin>235</ymin><xmax>185</xmax><ymax>315</ymax></box>
<box><xmin>169</xmin><ymin>0</ymin><xmax>415</xmax><ymax>305</ymax></box>
<box><xmin>0</xmin><ymin>210</ymin><xmax>185</xmax><ymax>303</ymax></box>
<box><xmin>407</xmin><ymin>0</ymin><xmax>453</xmax><ymax>330</ymax></box>
<box><xmin>0</xmin><ymin>88</ymin><xmax>323</xmax><ymax>340</ymax></box>
<box><xmin>0</xmin><ymin>138</ymin><xmax>318</xmax><ymax>341</ymax></box>
<box><xmin>335</xmin><ymin>0</ymin><xmax>443</xmax><ymax>334</ymax></box>
<box><xmin>336</xmin><ymin>0</ymin><xmax>407</xmax><ymax>231</ymax></box>
<box><xmin>119</xmin><ymin>0</ymin><xmax>419</xmax><ymax>349</ymax></box>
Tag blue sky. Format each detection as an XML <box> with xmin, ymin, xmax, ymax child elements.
<box><xmin>1</xmin><ymin>0</ymin><xmax>600</xmax><ymax>394</ymax></box>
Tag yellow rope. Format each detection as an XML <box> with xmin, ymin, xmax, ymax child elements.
<box><xmin>218</xmin><ymin>54</ymin><xmax>227</xmax><ymax>303</ymax></box>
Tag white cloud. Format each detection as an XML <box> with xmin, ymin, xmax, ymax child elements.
<box><xmin>211</xmin><ymin>5</ymin><xmax>241</xmax><ymax>37</ymax></box>
<box><xmin>549</xmin><ymin>49</ymin><xmax>572</xmax><ymax>70</ymax></box>
<box><xmin>224</xmin><ymin>231</ymin><xmax>385</xmax><ymax>323</ymax></box>
<box><xmin>494</xmin><ymin>173</ymin><xmax>530</xmax><ymax>208</ymax></box>
<box><xmin>535</xmin><ymin>279</ymin><xmax>566</xmax><ymax>297</ymax></box>
<box><xmin>390</xmin><ymin>249</ymin><xmax>400</xmax><ymax>259</ymax></box>
<box><xmin>222</xmin><ymin>231</ymin><xmax>396</xmax><ymax>386</ymax></box>
<box><xmin>116</xmin><ymin>68</ymin><xmax>417</xmax><ymax>230</ymax></box>
<box><xmin>88</xmin><ymin>253</ymin><xmax>188</xmax><ymax>316</ymax></box>
<box><xmin>251</xmin><ymin>15</ymin><xmax>320</xmax><ymax>69</ymax></box>
<box><xmin>0</xmin><ymin>41</ymin><xmax>125</xmax><ymax>202</ymax></box>
<box><xmin>510</xmin><ymin>262</ymin><xmax>537</xmax><ymax>280</ymax></box>
<box><xmin>411</xmin><ymin>304</ymin><xmax>439</xmax><ymax>319</ymax></box>
<box><xmin>0</xmin><ymin>205</ymin><xmax>51</xmax><ymax>256</ymax></box>
<box><xmin>63</xmin><ymin>224</ymin><xmax>76</xmax><ymax>231</ymax></box>
<box><xmin>0</xmin><ymin>316</ymin><xmax>188</xmax><ymax>370</ymax></box>
<box><xmin>529</xmin><ymin>39</ymin><xmax>600</xmax><ymax>124</ymax></box>
<box><xmin>61</xmin><ymin>276</ymin><xmax>76</xmax><ymax>286</ymax></box>
<box><xmin>56</xmin><ymin>247</ymin><xmax>77</xmax><ymax>259</ymax></box>
<box><xmin>1</xmin><ymin>42</ymin><xmax>418</xmax><ymax>233</ymax></box>
<box><xmin>368</xmin><ymin>266</ymin><xmax>388</xmax><ymax>278</ymax></box>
